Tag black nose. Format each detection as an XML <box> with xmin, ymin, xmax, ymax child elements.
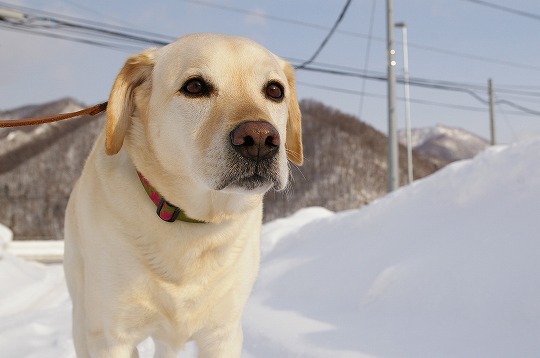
<box><xmin>230</xmin><ymin>121</ymin><xmax>280</xmax><ymax>161</ymax></box>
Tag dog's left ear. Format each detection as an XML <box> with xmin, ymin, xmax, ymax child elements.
<box><xmin>280</xmin><ymin>60</ymin><xmax>303</xmax><ymax>166</ymax></box>
<box><xmin>106</xmin><ymin>48</ymin><xmax>156</xmax><ymax>155</ymax></box>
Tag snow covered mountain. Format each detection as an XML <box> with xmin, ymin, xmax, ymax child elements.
<box><xmin>399</xmin><ymin>125</ymin><xmax>489</xmax><ymax>163</ymax></box>
<box><xmin>1</xmin><ymin>135</ymin><xmax>539</xmax><ymax>357</ymax></box>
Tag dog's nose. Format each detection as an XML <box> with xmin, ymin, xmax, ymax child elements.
<box><xmin>230</xmin><ymin>121</ymin><xmax>280</xmax><ymax>161</ymax></box>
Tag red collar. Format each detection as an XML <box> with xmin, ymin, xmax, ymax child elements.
<box><xmin>136</xmin><ymin>171</ymin><xmax>206</xmax><ymax>224</ymax></box>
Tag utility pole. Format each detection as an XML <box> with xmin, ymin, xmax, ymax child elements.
<box><xmin>488</xmin><ymin>79</ymin><xmax>496</xmax><ymax>145</ymax></box>
<box><xmin>395</xmin><ymin>22</ymin><xmax>413</xmax><ymax>185</ymax></box>
<box><xmin>386</xmin><ymin>0</ymin><xmax>399</xmax><ymax>192</ymax></box>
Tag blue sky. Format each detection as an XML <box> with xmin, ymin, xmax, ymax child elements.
<box><xmin>1</xmin><ymin>0</ymin><xmax>539</xmax><ymax>143</ymax></box>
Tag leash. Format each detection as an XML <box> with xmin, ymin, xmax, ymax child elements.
<box><xmin>1</xmin><ymin>100</ymin><xmax>206</xmax><ymax>224</ymax></box>
<box><xmin>0</xmin><ymin>101</ymin><xmax>108</xmax><ymax>128</ymax></box>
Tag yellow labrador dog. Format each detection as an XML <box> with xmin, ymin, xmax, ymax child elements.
<box><xmin>64</xmin><ymin>33</ymin><xmax>302</xmax><ymax>357</ymax></box>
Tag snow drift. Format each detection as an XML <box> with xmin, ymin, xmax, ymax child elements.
<box><xmin>1</xmin><ymin>137</ymin><xmax>540</xmax><ymax>357</ymax></box>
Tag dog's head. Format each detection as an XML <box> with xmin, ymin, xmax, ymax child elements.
<box><xmin>105</xmin><ymin>33</ymin><xmax>302</xmax><ymax>194</ymax></box>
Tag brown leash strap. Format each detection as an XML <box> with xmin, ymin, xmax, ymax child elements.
<box><xmin>0</xmin><ymin>101</ymin><xmax>108</xmax><ymax>128</ymax></box>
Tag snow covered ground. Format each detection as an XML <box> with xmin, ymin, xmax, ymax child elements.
<box><xmin>1</xmin><ymin>137</ymin><xmax>540</xmax><ymax>357</ymax></box>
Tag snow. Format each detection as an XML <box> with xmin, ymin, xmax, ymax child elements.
<box><xmin>2</xmin><ymin>137</ymin><xmax>540</xmax><ymax>357</ymax></box>
<box><xmin>398</xmin><ymin>124</ymin><xmax>487</xmax><ymax>148</ymax></box>
<box><xmin>5</xmin><ymin>241</ymin><xmax>63</xmax><ymax>263</ymax></box>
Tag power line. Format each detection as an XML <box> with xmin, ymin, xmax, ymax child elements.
<box><xmin>298</xmin><ymin>65</ymin><xmax>540</xmax><ymax>116</ymax></box>
<box><xmin>491</xmin><ymin>92</ymin><xmax>540</xmax><ymax>104</ymax></box>
<box><xmin>497</xmin><ymin>99</ymin><xmax>540</xmax><ymax>116</ymax></box>
<box><xmin>459</xmin><ymin>0</ymin><xmax>540</xmax><ymax>22</ymax></box>
<box><xmin>297</xmin><ymin>65</ymin><xmax>516</xmax><ymax>99</ymax></box>
<box><xmin>1</xmin><ymin>1</ymin><xmax>539</xmax><ymax>118</ymax></box>
<box><xmin>0</xmin><ymin>23</ymin><xmax>142</xmax><ymax>52</ymax></box>
<box><xmin>181</xmin><ymin>0</ymin><xmax>540</xmax><ymax>72</ymax></box>
<box><xmin>285</xmin><ymin>56</ymin><xmax>540</xmax><ymax>98</ymax></box>
<box><xmin>0</xmin><ymin>1</ymin><xmax>174</xmax><ymax>49</ymax></box>
<box><xmin>4</xmin><ymin>2</ymin><xmax>524</xmax><ymax>98</ymax></box>
<box><xmin>407</xmin><ymin>41</ymin><xmax>540</xmax><ymax>73</ymax></box>
<box><xmin>295</xmin><ymin>0</ymin><xmax>352</xmax><ymax>70</ymax></box>
<box><xmin>358</xmin><ymin>0</ymin><xmax>378</xmax><ymax>118</ymax></box>
<box><xmin>180</xmin><ymin>0</ymin><xmax>336</xmax><ymax>33</ymax></box>
<box><xmin>4</xmin><ymin>0</ymin><xmax>540</xmax><ymax>73</ymax></box>
<box><xmin>2</xmin><ymin>2</ymin><xmax>539</xmax><ymax>100</ymax></box>
<box><xmin>402</xmin><ymin>75</ymin><xmax>540</xmax><ymax>98</ymax></box>
<box><xmin>298</xmin><ymin>81</ymin><xmax>487</xmax><ymax>112</ymax></box>
<box><xmin>63</xmin><ymin>0</ymin><xmax>140</xmax><ymax>29</ymax></box>
<box><xmin>298</xmin><ymin>80</ymin><xmax>538</xmax><ymax>118</ymax></box>
<box><xmin>495</xmin><ymin>95</ymin><xmax>519</xmax><ymax>141</ymax></box>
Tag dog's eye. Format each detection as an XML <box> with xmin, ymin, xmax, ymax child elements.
<box><xmin>265</xmin><ymin>82</ymin><xmax>284</xmax><ymax>100</ymax></box>
<box><xmin>181</xmin><ymin>78</ymin><xmax>208</xmax><ymax>96</ymax></box>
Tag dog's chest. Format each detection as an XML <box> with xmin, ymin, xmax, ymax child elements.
<box><xmin>148</xmin><ymin>281</ymin><xmax>207</xmax><ymax>344</ymax></box>
<box><xmin>128</xmin><ymin>229</ymin><xmax>254</xmax><ymax>336</ymax></box>
<box><xmin>138</xmin><ymin>262</ymin><xmax>242</xmax><ymax>345</ymax></box>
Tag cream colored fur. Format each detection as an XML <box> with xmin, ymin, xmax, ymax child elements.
<box><xmin>64</xmin><ymin>33</ymin><xmax>302</xmax><ymax>358</ymax></box>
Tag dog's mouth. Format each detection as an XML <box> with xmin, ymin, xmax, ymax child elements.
<box><xmin>216</xmin><ymin>170</ymin><xmax>280</xmax><ymax>192</ymax></box>
<box><xmin>222</xmin><ymin>174</ymin><xmax>273</xmax><ymax>191</ymax></box>
<box><xmin>215</xmin><ymin>154</ymin><xmax>283</xmax><ymax>192</ymax></box>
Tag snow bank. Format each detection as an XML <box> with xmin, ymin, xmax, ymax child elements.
<box><xmin>244</xmin><ymin>138</ymin><xmax>540</xmax><ymax>357</ymax></box>
<box><xmin>1</xmin><ymin>138</ymin><xmax>540</xmax><ymax>357</ymax></box>
<box><xmin>0</xmin><ymin>254</ymin><xmax>72</xmax><ymax>358</ymax></box>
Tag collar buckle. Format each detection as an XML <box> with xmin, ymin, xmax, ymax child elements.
<box><xmin>137</xmin><ymin>171</ymin><xmax>206</xmax><ymax>224</ymax></box>
<box><xmin>156</xmin><ymin>198</ymin><xmax>181</xmax><ymax>222</ymax></box>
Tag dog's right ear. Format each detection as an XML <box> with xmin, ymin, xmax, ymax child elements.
<box><xmin>105</xmin><ymin>49</ymin><xmax>156</xmax><ymax>155</ymax></box>
<box><xmin>281</xmin><ymin>61</ymin><xmax>303</xmax><ymax>166</ymax></box>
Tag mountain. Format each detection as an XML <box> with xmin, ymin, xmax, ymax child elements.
<box><xmin>0</xmin><ymin>98</ymin><xmax>439</xmax><ymax>240</ymax></box>
<box><xmin>399</xmin><ymin>125</ymin><xmax>489</xmax><ymax>164</ymax></box>
<box><xmin>0</xmin><ymin>98</ymin><xmax>105</xmax><ymax>240</ymax></box>
<box><xmin>0</xmin><ymin>98</ymin><xmax>89</xmax><ymax>175</ymax></box>
<box><xmin>263</xmin><ymin>100</ymin><xmax>439</xmax><ymax>221</ymax></box>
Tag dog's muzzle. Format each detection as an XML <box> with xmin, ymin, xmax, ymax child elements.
<box><xmin>216</xmin><ymin>121</ymin><xmax>284</xmax><ymax>192</ymax></box>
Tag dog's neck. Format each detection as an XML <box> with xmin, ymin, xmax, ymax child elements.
<box><xmin>117</xmin><ymin>130</ymin><xmax>264</xmax><ymax>224</ymax></box>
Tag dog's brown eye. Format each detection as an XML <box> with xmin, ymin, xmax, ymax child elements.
<box><xmin>182</xmin><ymin>78</ymin><xmax>207</xmax><ymax>96</ymax></box>
<box><xmin>266</xmin><ymin>82</ymin><xmax>283</xmax><ymax>100</ymax></box>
